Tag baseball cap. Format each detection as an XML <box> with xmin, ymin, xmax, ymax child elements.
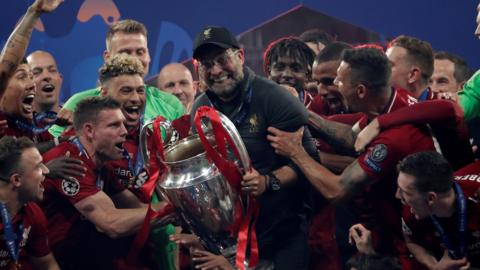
<box><xmin>193</xmin><ymin>26</ymin><xmax>240</xmax><ymax>59</ymax></box>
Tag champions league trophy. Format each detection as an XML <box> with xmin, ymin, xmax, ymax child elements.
<box><xmin>139</xmin><ymin>107</ymin><xmax>258</xmax><ymax>269</ymax></box>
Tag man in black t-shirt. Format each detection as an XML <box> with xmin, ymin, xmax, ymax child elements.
<box><xmin>190</xmin><ymin>26</ymin><xmax>318</xmax><ymax>270</ymax></box>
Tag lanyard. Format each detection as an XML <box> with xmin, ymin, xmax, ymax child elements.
<box><xmin>418</xmin><ymin>88</ymin><xmax>430</xmax><ymax>102</ymax></box>
<box><xmin>123</xmin><ymin>116</ymin><xmax>145</xmax><ymax>177</ymax></box>
<box><xmin>71</xmin><ymin>138</ymin><xmax>103</xmax><ymax>189</ymax></box>
<box><xmin>208</xmin><ymin>87</ymin><xmax>252</xmax><ymax>127</ymax></box>
<box><xmin>430</xmin><ymin>183</ymin><xmax>467</xmax><ymax>259</ymax></box>
<box><xmin>0</xmin><ymin>203</ymin><xmax>23</xmax><ymax>263</ymax></box>
<box><xmin>11</xmin><ymin>111</ymin><xmax>57</xmax><ymax>135</ymax></box>
<box><xmin>299</xmin><ymin>90</ymin><xmax>304</xmax><ymax>103</ymax></box>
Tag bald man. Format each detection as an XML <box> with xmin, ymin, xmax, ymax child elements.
<box><xmin>27</xmin><ymin>51</ymin><xmax>63</xmax><ymax>113</ymax></box>
<box><xmin>157</xmin><ymin>63</ymin><xmax>196</xmax><ymax>113</ymax></box>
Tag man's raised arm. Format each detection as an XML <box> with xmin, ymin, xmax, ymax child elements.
<box><xmin>0</xmin><ymin>0</ymin><xmax>63</xmax><ymax>97</ymax></box>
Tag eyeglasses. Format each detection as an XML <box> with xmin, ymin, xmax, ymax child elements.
<box><xmin>197</xmin><ymin>50</ymin><xmax>236</xmax><ymax>70</ymax></box>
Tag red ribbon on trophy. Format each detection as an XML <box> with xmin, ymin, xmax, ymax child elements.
<box><xmin>194</xmin><ymin>106</ymin><xmax>259</xmax><ymax>270</ymax></box>
<box><xmin>116</xmin><ymin>116</ymin><xmax>173</xmax><ymax>270</ymax></box>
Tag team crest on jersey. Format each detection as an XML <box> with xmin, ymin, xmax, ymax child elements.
<box><xmin>61</xmin><ymin>178</ymin><xmax>80</xmax><ymax>196</ymax></box>
<box><xmin>369</xmin><ymin>144</ymin><xmax>388</xmax><ymax>163</ymax></box>
<box><xmin>364</xmin><ymin>144</ymin><xmax>388</xmax><ymax>173</ymax></box>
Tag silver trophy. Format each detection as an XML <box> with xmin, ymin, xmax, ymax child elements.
<box><xmin>139</xmin><ymin>112</ymin><xmax>251</xmax><ymax>264</ymax></box>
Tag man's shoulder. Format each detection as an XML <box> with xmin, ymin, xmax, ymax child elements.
<box><xmin>144</xmin><ymin>85</ymin><xmax>184</xmax><ymax>120</ymax></box>
<box><xmin>24</xmin><ymin>202</ymin><xmax>47</xmax><ymax>220</ymax></box>
<box><xmin>63</xmin><ymin>87</ymin><xmax>100</xmax><ymax>110</ymax></box>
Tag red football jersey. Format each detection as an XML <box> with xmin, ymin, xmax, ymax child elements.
<box><xmin>402</xmin><ymin>164</ymin><xmax>480</xmax><ymax>268</ymax></box>
<box><xmin>0</xmin><ymin>111</ymin><xmax>52</xmax><ymax>142</ymax></box>
<box><xmin>41</xmin><ymin>141</ymin><xmax>125</xmax><ymax>248</ymax></box>
<box><xmin>0</xmin><ymin>203</ymin><xmax>51</xmax><ymax>269</ymax></box>
<box><xmin>354</xmin><ymin>88</ymin><xmax>435</xmax><ymax>255</ymax></box>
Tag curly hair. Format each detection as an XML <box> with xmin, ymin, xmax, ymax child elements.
<box><xmin>263</xmin><ymin>36</ymin><xmax>316</xmax><ymax>77</ymax></box>
<box><xmin>98</xmin><ymin>54</ymin><xmax>144</xmax><ymax>84</ymax></box>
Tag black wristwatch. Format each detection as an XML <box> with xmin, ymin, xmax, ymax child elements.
<box><xmin>267</xmin><ymin>172</ymin><xmax>281</xmax><ymax>191</ymax></box>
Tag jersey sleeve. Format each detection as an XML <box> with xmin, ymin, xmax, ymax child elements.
<box><xmin>43</xmin><ymin>145</ymin><xmax>100</xmax><ymax>204</ymax></box>
<box><xmin>357</xmin><ymin>130</ymin><xmax>403</xmax><ymax>181</ymax></box>
<box><xmin>24</xmin><ymin>203</ymin><xmax>51</xmax><ymax>257</ymax></box>
<box><xmin>378</xmin><ymin>100</ymin><xmax>463</xmax><ymax>129</ymax></box>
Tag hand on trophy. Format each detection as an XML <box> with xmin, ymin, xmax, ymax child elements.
<box><xmin>169</xmin><ymin>233</ymin><xmax>203</xmax><ymax>251</ymax></box>
<box><xmin>31</xmin><ymin>0</ymin><xmax>64</xmax><ymax>13</ymax></box>
<box><xmin>241</xmin><ymin>167</ymin><xmax>267</xmax><ymax>196</ymax></box>
<box><xmin>191</xmin><ymin>249</ymin><xmax>235</xmax><ymax>270</ymax></box>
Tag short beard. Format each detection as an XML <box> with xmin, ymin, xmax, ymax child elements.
<box><xmin>209</xmin><ymin>69</ymin><xmax>244</xmax><ymax>100</ymax></box>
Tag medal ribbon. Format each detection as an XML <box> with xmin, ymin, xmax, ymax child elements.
<box><xmin>123</xmin><ymin>116</ymin><xmax>145</xmax><ymax>179</ymax></box>
<box><xmin>430</xmin><ymin>183</ymin><xmax>467</xmax><ymax>259</ymax></box>
<box><xmin>194</xmin><ymin>106</ymin><xmax>259</xmax><ymax>270</ymax></box>
<box><xmin>12</xmin><ymin>111</ymin><xmax>57</xmax><ymax>134</ymax></box>
<box><xmin>208</xmin><ymin>87</ymin><xmax>252</xmax><ymax>127</ymax></box>
<box><xmin>0</xmin><ymin>203</ymin><xmax>23</xmax><ymax>264</ymax></box>
<box><xmin>71</xmin><ymin>138</ymin><xmax>104</xmax><ymax>189</ymax></box>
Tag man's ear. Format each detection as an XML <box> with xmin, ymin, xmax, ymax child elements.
<box><xmin>426</xmin><ymin>191</ymin><xmax>438</xmax><ymax>206</ymax></box>
<box><xmin>103</xmin><ymin>50</ymin><xmax>110</xmax><ymax>62</ymax></box>
<box><xmin>9</xmin><ymin>173</ymin><xmax>21</xmax><ymax>188</ymax></box>
<box><xmin>408</xmin><ymin>66</ymin><xmax>422</xmax><ymax>84</ymax></box>
<box><xmin>356</xmin><ymin>84</ymin><xmax>367</xmax><ymax>99</ymax></box>
<box><xmin>100</xmin><ymin>85</ymin><xmax>108</xmax><ymax>97</ymax></box>
<box><xmin>83</xmin><ymin>122</ymin><xmax>95</xmax><ymax>141</ymax></box>
<box><xmin>236</xmin><ymin>49</ymin><xmax>245</xmax><ymax>65</ymax></box>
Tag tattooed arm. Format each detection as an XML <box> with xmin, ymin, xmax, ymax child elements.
<box><xmin>308</xmin><ymin>111</ymin><xmax>360</xmax><ymax>155</ymax></box>
<box><xmin>0</xmin><ymin>0</ymin><xmax>63</xmax><ymax>97</ymax></box>
<box><xmin>268</xmin><ymin>126</ymin><xmax>370</xmax><ymax>201</ymax></box>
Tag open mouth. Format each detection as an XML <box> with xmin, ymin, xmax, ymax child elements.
<box><xmin>41</xmin><ymin>84</ymin><xmax>55</xmax><ymax>93</ymax></box>
<box><xmin>114</xmin><ymin>142</ymin><xmax>124</xmax><ymax>153</ymax></box>
<box><xmin>22</xmin><ymin>94</ymin><xmax>35</xmax><ymax>113</ymax></box>
<box><xmin>123</xmin><ymin>105</ymin><xmax>141</xmax><ymax>121</ymax></box>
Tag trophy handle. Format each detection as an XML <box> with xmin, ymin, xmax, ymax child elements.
<box><xmin>197</xmin><ymin>111</ymin><xmax>252</xmax><ymax>174</ymax></box>
<box><xmin>139</xmin><ymin>118</ymin><xmax>174</xmax><ymax>168</ymax></box>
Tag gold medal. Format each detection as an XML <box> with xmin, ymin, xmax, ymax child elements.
<box><xmin>8</xmin><ymin>261</ymin><xmax>21</xmax><ymax>270</ymax></box>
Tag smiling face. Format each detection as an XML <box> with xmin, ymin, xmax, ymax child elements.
<box><xmin>16</xmin><ymin>147</ymin><xmax>49</xmax><ymax>202</ymax></box>
<box><xmin>27</xmin><ymin>51</ymin><xmax>63</xmax><ymax>111</ymax></box>
<box><xmin>268</xmin><ymin>55</ymin><xmax>308</xmax><ymax>93</ymax></box>
<box><xmin>101</xmin><ymin>74</ymin><xmax>145</xmax><ymax>130</ymax></box>
<box><xmin>430</xmin><ymin>59</ymin><xmax>461</xmax><ymax>93</ymax></box>
<box><xmin>196</xmin><ymin>46</ymin><xmax>245</xmax><ymax>100</ymax></box>
<box><xmin>1</xmin><ymin>64</ymin><xmax>36</xmax><ymax>119</ymax></box>
<box><xmin>313</xmin><ymin>60</ymin><xmax>346</xmax><ymax>113</ymax></box>
<box><xmin>91</xmin><ymin>108</ymin><xmax>128</xmax><ymax>161</ymax></box>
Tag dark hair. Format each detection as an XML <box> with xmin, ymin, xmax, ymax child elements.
<box><xmin>0</xmin><ymin>136</ymin><xmax>35</xmax><ymax>182</ymax></box>
<box><xmin>98</xmin><ymin>54</ymin><xmax>144</xmax><ymax>84</ymax></box>
<box><xmin>315</xmin><ymin>42</ymin><xmax>352</xmax><ymax>64</ymax></box>
<box><xmin>73</xmin><ymin>97</ymin><xmax>121</xmax><ymax>131</ymax></box>
<box><xmin>299</xmin><ymin>29</ymin><xmax>333</xmax><ymax>46</ymax></box>
<box><xmin>106</xmin><ymin>19</ymin><xmax>148</xmax><ymax>51</ymax></box>
<box><xmin>346</xmin><ymin>255</ymin><xmax>401</xmax><ymax>270</ymax></box>
<box><xmin>397</xmin><ymin>151</ymin><xmax>453</xmax><ymax>194</ymax></box>
<box><xmin>341</xmin><ymin>47</ymin><xmax>391</xmax><ymax>91</ymax></box>
<box><xmin>263</xmin><ymin>36</ymin><xmax>316</xmax><ymax>76</ymax></box>
<box><xmin>434</xmin><ymin>51</ymin><xmax>473</xmax><ymax>83</ymax></box>
<box><xmin>389</xmin><ymin>35</ymin><xmax>434</xmax><ymax>82</ymax></box>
